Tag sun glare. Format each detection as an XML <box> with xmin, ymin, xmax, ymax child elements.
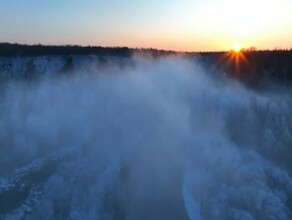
<box><xmin>233</xmin><ymin>44</ymin><xmax>241</xmax><ymax>52</ymax></box>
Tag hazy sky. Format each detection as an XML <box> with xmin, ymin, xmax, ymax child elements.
<box><xmin>0</xmin><ymin>0</ymin><xmax>291</xmax><ymax>51</ymax></box>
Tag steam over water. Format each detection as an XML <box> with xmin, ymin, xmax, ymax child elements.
<box><xmin>0</xmin><ymin>57</ymin><xmax>291</xmax><ymax>219</ymax></box>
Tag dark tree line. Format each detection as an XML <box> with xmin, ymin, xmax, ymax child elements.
<box><xmin>0</xmin><ymin>43</ymin><xmax>176</xmax><ymax>57</ymax></box>
<box><xmin>194</xmin><ymin>49</ymin><xmax>292</xmax><ymax>87</ymax></box>
<box><xmin>0</xmin><ymin>43</ymin><xmax>133</xmax><ymax>57</ymax></box>
<box><xmin>0</xmin><ymin>43</ymin><xmax>291</xmax><ymax>86</ymax></box>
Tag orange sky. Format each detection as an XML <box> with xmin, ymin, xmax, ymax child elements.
<box><xmin>0</xmin><ymin>0</ymin><xmax>291</xmax><ymax>52</ymax></box>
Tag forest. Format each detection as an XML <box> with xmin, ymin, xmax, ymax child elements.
<box><xmin>0</xmin><ymin>43</ymin><xmax>291</xmax><ymax>87</ymax></box>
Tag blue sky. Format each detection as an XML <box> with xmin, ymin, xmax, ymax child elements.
<box><xmin>0</xmin><ymin>0</ymin><xmax>291</xmax><ymax>51</ymax></box>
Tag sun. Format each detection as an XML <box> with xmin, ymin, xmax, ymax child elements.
<box><xmin>233</xmin><ymin>44</ymin><xmax>242</xmax><ymax>52</ymax></box>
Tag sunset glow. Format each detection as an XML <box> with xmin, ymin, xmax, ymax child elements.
<box><xmin>1</xmin><ymin>0</ymin><xmax>292</xmax><ymax>218</ymax></box>
<box><xmin>0</xmin><ymin>0</ymin><xmax>291</xmax><ymax>51</ymax></box>
<box><xmin>233</xmin><ymin>44</ymin><xmax>242</xmax><ymax>52</ymax></box>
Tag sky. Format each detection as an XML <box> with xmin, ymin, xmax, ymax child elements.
<box><xmin>0</xmin><ymin>0</ymin><xmax>291</xmax><ymax>52</ymax></box>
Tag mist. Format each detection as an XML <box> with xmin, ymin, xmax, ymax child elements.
<box><xmin>0</xmin><ymin>56</ymin><xmax>291</xmax><ymax>219</ymax></box>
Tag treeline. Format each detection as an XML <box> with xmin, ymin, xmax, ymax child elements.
<box><xmin>0</xmin><ymin>43</ymin><xmax>132</xmax><ymax>57</ymax></box>
<box><xmin>0</xmin><ymin>43</ymin><xmax>291</xmax><ymax>86</ymax></box>
<box><xmin>0</xmin><ymin>43</ymin><xmax>175</xmax><ymax>57</ymax></box>
<box><xmin>195</xmin><ymin>50</ymin><xmax>292</xmax><ymax>86</ymax></box>
<box><xmin>244</xmin><ymin>50</ymin><xmax>292</xmax><ymax>85</ymax></box>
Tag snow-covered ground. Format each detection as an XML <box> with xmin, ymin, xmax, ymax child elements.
<box><xmin>0</xmin><ymin>56</ymin><xmax>291</xmax><ymax>219</ymax></box>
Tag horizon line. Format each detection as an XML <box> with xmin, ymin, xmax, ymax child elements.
<box><xmin>1</xmin><ymin>42</ymin><xmax>292</xmax><ymax>54</ymax></box>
